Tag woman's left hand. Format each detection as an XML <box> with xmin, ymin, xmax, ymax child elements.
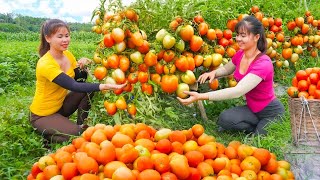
<box><xmin>77</xmin><ymin>58</ymin><xmax>92</xmax><ymax>69</ymax></box>
<box><xmin>177</xmin><ymin>91</ymin><xmax>199</xmax><ymax>105</ymax></box>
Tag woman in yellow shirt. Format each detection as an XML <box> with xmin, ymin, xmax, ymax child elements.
<box><xmin>29</xmin><ymin>19</ymin><xmax>126</xmax><ymax>143</ymax></box>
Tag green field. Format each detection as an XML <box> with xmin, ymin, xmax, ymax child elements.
<box><xmin>1</xmin><ymin>0</ymin><xmax>320</xmax><ymax>179</ymax></box>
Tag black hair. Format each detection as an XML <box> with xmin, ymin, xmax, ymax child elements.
<box><xmin>39</xmin><ymin>19</ymin><xmax>70</xmax><ymax>57</ymax></box>
<box><xmin>235</xmin><ymin>15</ymin><xmax>267</xmax><ymax>53</ymax></box>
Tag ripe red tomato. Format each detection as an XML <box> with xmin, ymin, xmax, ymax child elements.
<box><xmin>287</xmin><ymin>86</ymin><xmax>299</xmax><ymax>98</ymax></box>
<box><xmin>104</xmin><ymin>33</ymin><xmax>115</xmax><ymax>48</ymax></box>
<box><xmin>198</xmin><ymin>22</ymin><xmax>209</xmax><ymax>36</ymax></box>
<box><xmin>111</xmin><ymin>28</ymin><xmax>125</xmax><ymax>43</ymax></box>
<box><xmin>206</xmin><ymin>29</ymin><xmax>217</xmax><ymax>41</ymax></box>
<box><xmin>138</xmin><ymin>71</ymin><xmax>149</xmax><ymax>83</ymax></box>
<box><xmin>180</xmin><ymin>25</ymin><xmax>194</xmax><ymax>41</ymax></box>
<box><xmin>107</xmin><ymin>54</ymin><xmax>120</xmax><ymax>69</ymax></box>
<box><xmin>296</xmin><ymin>70</ymin><xmax>308</xmax><ymax>81</ymax></box>
<box><xmin>127</xmin><ymin>103</ymin><xmax>137</xmax><ymax>116</ymax></box>
<box><xmin>175</xmin><ymin>55</ymin><xmax>189</xmax><ymax>72</ymax></box>
<box><xmin>104</xmin><ymin>101</ymin><xmax>117</xmax><ymax>115</ymax></box>
<box><xmin>161</xmin><ymin>75</ymin><xmax>179</xmax><ymax>93</ymax></box>
<box><xmin>218</xmin><ymin>38</ymin><xmax>229</xmax><ymax>47</ymax></box>
<box><xmin>297</xmin><ymin>80</ymin><xmax>309</xmax><ymax>92</ymax></box>
<box><xmin>151</xmin><ymin>73</ymin><xmax>161</xmax><ymax>85</ymax></box>
<box><xmin>314</xmin><ymin>89</ymin><xmax>320</xmax><ymax>99</ymax></box>
<box><xmin>169</xmin><ymin>20</ymin><xmax>179</xmax><ymax>31</ymax></box>
<box><xmin>119</xmin><ymin>55</ymin><xmax>130</xmax><ymax>72</ymax></box>
<box><xmin>309</xmin><ymin>73</ymin><xmax>319</xmax><ymax>84</ymax></box>
<box><xmin>128</xmin><ymin>72</ymin><xmax>138</xmax><ymax>84</ymax></box>
<box><xmin>194</xmin><ymin>55</ymin><xmax>204</xmax><ymax>67</ymax></box>
<box><xmin>94</xmin><ymin>66</ymin><xmax>107</xmax><ymax>80</ymax></box>
<box><xmin>186</xmin><ymin>56</ymin><xmax>195</xmax><ymax>71</ymax></box>
<box><xmin>190</xmin><ymin>35</ymin><xmax>203</xmax><ymax>52</ymax></box>
<box><xmin>131</xmin><ymin>31</ymin><xmax>144</xmax><ymax>46</ymax></box>
<box><xmin>163</xmin><ymin>50</ymin><xmax>175</xmax><ymax>63</ymax></box>
<box><xmin>274</xmin><ymin>18</ymin><xmax>283</xmax><ymax>27</ymax></box>
<box><xmin>155</xmin><ymin>62</ymin><xmax>164</xmax><ymax>75</ymax></box>
<box><xmin>31</xmin><ymin>162</ymin><xmax>42</xmax><ymax>178</ymax></box>
<box><xmin>144</xmin><ymin>51</ymin><xmax>157</xmax><ymax>67</ymax></box>
<box><xmin>141</xmin><ymin>83</ymin><xmax>153</xmax><ymax>95</ymax></box>
<box><xmin>251</xmin><ymin>5</ymin><xmax>259</xmax><ymax>13</ymax></box>
<box><xmin>286</xmin><ymin>21</ymin><xmax>296</xmax><ymax>31</ymax></box>
<box><xmin>226</xmin><ymin>19</ymin><xmax>238</xmax><ymax>32</ymax></box>
<box><xmin>223</xmin><ymin>29</ymin><xmax>233</xmax><ymax>40</ymax></box>
<box><xmin>138</xmin><ymin>63</ymin><xmax>148</xmax><ymax>72</ymax></box>
<box><xmin>137</xmin><ymin>40</ymin><xmax>150</xmax><ymax>54</ymax></box>
<box><xmin>301</xmin><ymin>24</ymin><xmax>310</xmax><ymax>34</ymax></box>
<box><xmin>215</xmin><ymin>28</ymin><xmax>223</xmax><ymax>39</ymax></box>
<box><xmin>282</xmin><ymin>48</ymin><xmax>292</xmax><ymax>60</ymax></box>
<box><xmin>116</xmin><ymin>97</ymin><xmax>127</xmax><ymax>110</ymax></box>
<box><xmin>295</xmin><ymin>17</ymin><xmax>304</xmax><ymax>27</ymax></box>
<box><xmin>194</xmin><ymin>15</ymin><xmax>204</xmax><ymax>23</ymax></box>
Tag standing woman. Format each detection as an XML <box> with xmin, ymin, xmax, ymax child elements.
<box><xmin>29</xmin><ymin>19</ymin><xmax>126</xmax><ymax>143</ymax></box>
<box><xmin>178</xmin><ymin>16</ymin><xmax>284</xmax><ymax>135</ymax></box>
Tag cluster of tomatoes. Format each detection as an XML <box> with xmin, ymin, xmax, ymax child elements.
<box><xmin>27</xmin><ymin>123</ymin><xmax>295</xmax><ymax>180</ymax></box>
<box><xmin>254</xmin><ymin>6</ymin><xmax>320</xmax><ymax>69</ymax></box>
<box><xmin>90</xmin><ymin>2</ymin><xmax>320</xmax><ymax>118</ymax></box>
<box><xmin>287</xmin><ymin>67</ymin><xmax>320</xmax><ymax>99</ymax></box>
<box><xmin>90</xmin><ymin>2</ymin><xmax>246</xmax><ymax>117</ymax></box>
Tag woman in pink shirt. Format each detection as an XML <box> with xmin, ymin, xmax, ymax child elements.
<box><xmin>178</xmin><ymin>16</ymin><xmax>284</xmax><ymax>135</ymax></box>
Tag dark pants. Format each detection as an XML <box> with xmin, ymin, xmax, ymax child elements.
<box><xmin>30</xmin><ymin>92</ymin><xmax>93</xmax><ymax>143</ymax></box>
<box><xmin>217</xmin><ymin>98</ymin><xmax>285</xmax><ymax>135</ymax></box>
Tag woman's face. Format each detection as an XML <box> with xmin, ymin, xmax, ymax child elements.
<box><xmin>235</xmin><ymin>28</ymin><xmax>259</xmax><ymax>51</ymax></box>
<box><xmin>46</xmin><ymin>27</ymin><xmax>70</xmax><ymax>52</ymax></box>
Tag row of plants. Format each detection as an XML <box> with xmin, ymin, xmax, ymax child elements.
<box><xmin>86</xmin><ymin>0</ymin><xmax>320</xmax><ymax>121</ymax></box>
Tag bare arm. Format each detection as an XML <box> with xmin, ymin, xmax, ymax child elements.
<box><xmin>177</xmin><ymin>73</ymin><xmax>263</xmax><ymax>105</ymax></box>
<box><xmin>198</xmin><ymin>61</ymin><xmax>236</xmax><ymax>83</ymax></box>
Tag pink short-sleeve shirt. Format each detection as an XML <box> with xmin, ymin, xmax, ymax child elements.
<box><xmin>232</xmin><ymin>50</ymin><xmax>276</xmax><ymax>112</ymax></box>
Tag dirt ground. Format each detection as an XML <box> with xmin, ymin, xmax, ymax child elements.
<box><xmin>285</xmin><ymin>145</ymin><xmax>320</xmax><ymax>180</ymax></box>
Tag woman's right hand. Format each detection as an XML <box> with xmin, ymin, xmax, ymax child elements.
<box><xmin>100</xmin><ymin>83</ymin><xmax>127</xmax><ymax>91</ymax></box>
<box><xmin>198</xmin><ymin>71</ymin><xmax>216</xmax><ymax>84</ymax></box>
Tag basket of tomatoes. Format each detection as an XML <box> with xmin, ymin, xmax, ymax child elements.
<box><xmin>287</xmin><ymin>67</ymin><xmax>320</xmax><ymax>147</ymax></box>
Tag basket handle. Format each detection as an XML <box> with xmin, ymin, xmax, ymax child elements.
<box><xmin>298</xmin><ymin>96</ymin><xmax>320</xmax><ymax>143</ymax></box>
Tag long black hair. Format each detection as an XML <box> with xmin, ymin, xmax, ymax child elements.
<box><xmin>39</xmin><ymin>19</ymin><xmax>70</xmax><ymax>57</ymax></box>
<box><xmin>235</xmin><ymin>15</ymin><xmax>267</xmax><ymax>53</ymax></box>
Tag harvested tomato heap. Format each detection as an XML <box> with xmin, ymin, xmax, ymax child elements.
<box><xmin>287</xmin><ymin>67</ymin><xmax>320</xmax><ymax>99</ymax></box>
<box><xmin>27</xmin><ymin>123</ymin><xmax>294</xmax><ymax>180</ymax></box>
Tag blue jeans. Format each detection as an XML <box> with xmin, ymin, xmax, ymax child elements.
<box><xmin>217</xmin><ymin>99</ymin><xmax>285</xmax><ymax>135</ymax></box>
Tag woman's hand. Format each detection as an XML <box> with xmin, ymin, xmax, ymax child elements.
<box><xmin>77</xmin><ymin>57</ymin><xmax>92</xmax><ymax>69</ymax></box>
<box><xmin>198</xmin><ymin>71</ymin><xmax>216</xmax><ymax>84</ymax></box>
<box><xmin>177</xmin><ymin>91</ymin><xmax>200</xmax><ymax>105</ymax></box>
<box><xmin>101</xmin><ymin>83</ymin><xmax>127</xmax><ymax>91</ymax></box>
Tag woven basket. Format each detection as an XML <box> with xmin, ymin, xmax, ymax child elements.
<box><xmin>288</xmin><ymin>97</ymin><xmax>320</xmax><ymax>147</ymax></box>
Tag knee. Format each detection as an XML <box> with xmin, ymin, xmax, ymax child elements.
<box><xmin>218</xmin><ymin>110</ymin><xmax>232</xmax><ymax>128</ymax></box>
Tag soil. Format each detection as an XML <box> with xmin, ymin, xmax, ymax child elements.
<box><xmin>285</xmin><ymin>145</ymin><xmax>320</xmax><ymax>180</ymax></box>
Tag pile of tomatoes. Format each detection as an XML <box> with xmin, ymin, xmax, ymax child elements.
<box><xmin>287</xmin><ymin>67</ymin><xmax>320</xmax><ymax>99</ymax></box>
<box><xmin>27</xmin><ymin>123</ymin><xmax>294</xmax><ymax>180</ymax></box>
